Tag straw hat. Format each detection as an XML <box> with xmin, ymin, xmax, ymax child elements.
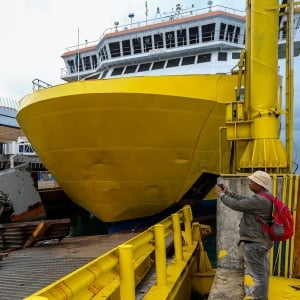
<box><xmin>248</xmin><ymin>170</ymin><xmax>272</xmax><ymax>191</ymax></box>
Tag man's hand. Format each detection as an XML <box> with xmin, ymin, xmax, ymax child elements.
<box><xmin>215</xmin><ymin>183</ymin><xmax>228</xmax><ymax>195</ymax></box>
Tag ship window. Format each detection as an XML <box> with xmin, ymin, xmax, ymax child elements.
<box><xmin>166</xmin><ymin>58</ymin><xmax>180</xmax><ymax>68</ymax></box>
<box><xmin>154</xmin><ymin>33</ymin><xmax>164</xmax><ymax>49</ymax></box>
<box><xmin>99</xmin><ymin>46</ymin><xmax>108</xmax><ymax>61</ymax></box>
<box><xmin>111</xmin><ymin>67</ymin><xmax>124</xmax><ymax>76</ymax></box>
<box><xmin>74</xmin><ymin>53</ymin><xmax>83</xmax><ymax>71</ymax></box>
<box><xmin>218</xmin><ymin>52</ymin><xmax>227</xmax><ymax>61</ymax></box>
<box><xmin>91</xmin><ymin>55</ymin><xmax>98</xmax><ymax>68</ymax></box>
<box><xmin>138</xmin><ymin>63</ymin><xmax>151</xmax><ymax>72</ymax></box>
<box><xmin>122</xmin><ymin>39</ymin><xmax>131</xmax><ymax>56</ymax></box>
<box><xmin>226</xmin><ymin>25</ymin><xmax>235</xmax><ymax>42</ymax></box>
<box><xmin>19</xmin><ymin>144</ymin><xmax>34</xmax><ymax>154</ymax></box>
<box><xmin>83</xmin><ymin>56</ymin><xmax>91</xmax><ymax>70</ymax></box>
<box><xmin>182</xmin><ymin>56</ymin><xmax>195</xmax><ymax>65</ymax></box>
<box><xmin>202</xmin><ymin>23</ymin><xmax>215</xmax><ymax>42</ymax></box>
<box><xmin>197</xmin><ymin>53</ymin><xmax>212</xmax><ymax>63</ymax></box>
<box><xmin>177</xmin><ymin>29</ymin><xmax>187</xmax><ymax>46</ymax></box>
<box><xmin>124</xmin><ymin>65</ymin><xmax>138</xmax><ymax>74</ymax></box>
<box><xmin>152</xmin><ymin>60</ymin><xmax>165</xmax><ymax>70</ymax></box>
<box><xmin>67</xmin><ymin>60</ymin><xmax>75</xmax><ymax>73</ymax></box>
<box><xmin>234</xmin><ymin>27</ymin><xmax>240</xmax><ymax>43</ymax></box>
<box><xmin>109</xmin><ymin>42</ymin><xmax>121</xmax><ymax>58</ymax></box>
<box><xmin>101</xmin><ymin>70</ymin><xmax>108</xmax><ymax>78</ymax></box>
<box><xmin>281</xmin><ymin>21</ymin><xmax>287</xmax><ymax>39</ymax></box>
<box><xmin>232</xmin><ymin>52</ymin><xmax>240</xmax><ymax>59</ymax></box>
<box><xmin>189</xmin><ymin>26</ymin><xmax>199</xmax><ymax>44</ymax></box>
<box><xmin>219</xmin><ymin>23</ymin><xmax>226</xmax><ymax>40</ymax></box>
<box><xmin>165</xmin><ymin>31</ymin><xmax>175</xmax><ymax>48</ymax></box>
<box><xmin>143</xmin><ymin>35</ymin><xmax>152</xmax><ymax>52</ymax></box>
<box><xmin>133</xmin><ymin>38</ymin><xmax>142</xmax><ymax>54</ymax></box>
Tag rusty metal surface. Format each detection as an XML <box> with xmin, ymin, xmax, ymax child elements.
<box><xmin>0</xmin><ymin>219</ymin><xmax>70</xmax><ymax>250</ymax></box>
<box><xmin>0</xmin><ymin>233</ymin><xmax>136</xmax><ymax>300</ymax></box>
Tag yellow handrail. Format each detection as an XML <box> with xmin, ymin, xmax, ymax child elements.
<box><xmin>24</xmin><ymin>205</ymin><xmax>212</xmax><ymax>300</ymax></box>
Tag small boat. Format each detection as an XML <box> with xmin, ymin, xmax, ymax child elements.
<box><xmin>17</xmin><ymin>2</ymin><xmax>300</xmax><ymax>222</ymax></box>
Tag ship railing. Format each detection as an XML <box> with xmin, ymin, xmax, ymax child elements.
<box><xmin>24</xmin><ymin>205</ymin><xmax>215</xmax><ymax>300</ymax></box>
<box><xmin>61</xmin><ymin>29</ymin><xmax>246</xmax><ymax>79</ymax></box>
<box><xmin>65</xmin><ymin>5</ymin><xmax>244</xmax><ymax>53</ymax></box>
<box><xmin>0</xmin><ymin>98</ymin><xmax>19</xmax><ymax>111</ymax></box>
<box><xmin>32</xmin><ymin>79</ymin><xmax>52</xmax><ymax>91</ymax></box>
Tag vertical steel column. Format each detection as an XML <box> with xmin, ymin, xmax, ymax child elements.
<box><xmin>285</xmin><ymin>0</ymin><xmax>295</xmax><ymax>172</ymax></box>
<box><xmin>183</xmin><ymin>205</ymin><xmax>192</xmax><ymax>246</ymax></box>
<box><xmin>293</xmin><ymin>175</ymin><xmax>300</xmax><ymax>277</ymax></box>
<box><xmin>172</xmin><ymin>213</ymin><xmax>184</xmax><ymax>261</ymax></box>
<box><xmin>239</xmin><ymin>0</ymin><xmax>287</xmax><ymax>170</ymax></box>
<box><xmin>119</xmin><ymin>245</ymin><xmax>135</xmax><ymax>300</ymax></box>
<box><xmin>154</xmin><ymin>224</ymin><xmax>167</xmax><ymax>286</ymax></box>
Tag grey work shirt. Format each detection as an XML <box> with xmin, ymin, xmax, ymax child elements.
<box><xmin>220</xmin><ymin>191</ymin><xmax>273</xmax><ymax>244</ymax></box>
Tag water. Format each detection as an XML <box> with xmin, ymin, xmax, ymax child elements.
<box><xmin>201</xmin><ymin>218</ymin><xmax>217</xmax><ymax>268</ymax></box>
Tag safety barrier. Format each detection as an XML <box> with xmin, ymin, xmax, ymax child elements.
<box><xmin>24</xmin><ymin>205</ymin><xmax>214</xmax><ymax>300</ymax></box>
<box><xmin>270</xmin><ymin>174</ymin><xmax>300</xmax><ymax>277</ymax></box>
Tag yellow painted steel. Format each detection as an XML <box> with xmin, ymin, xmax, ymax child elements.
<box><xmin>172</xmin><ymin>214</ymin><xmax>184</xmax><ymax>262</ymax></box>
<box><xmin>154</xmin><ymin>224</ymin><xmax>167</xmax><ymax>286</ymax></box>
<box><xmin>17</xmin><ymin>74</ymin><xmax>239</xmax><ymax>222</ymax></box>
<box><xmin>293</xmin><ymin>176</ymin><xmax>300</xmax><ymax>276</ymax></box>
<box><xmin>183</xmin><ymin>205</ymin><xmax>193</xmax><ymax>246</ymax></box>
<box><xmin>250</xmin><ymin>0</ymin><xmax>278</xmax><ymax>112</ymax></box>
<box><xmin>269</xmin><ymin>276</ymin><xmax>300</xmax><ymax>299</ymax></box>
<box><xmin>119</xmin><ymin>245</ymin><xmax>135</xmax><ymax>300</ymax></box>
<box><xmin>24</xmin><ymin>205</ymin><xmax>215</xmax><ymax>300</ymax></box>
<box><xmin>285</xmin><ymin>0</ymin><xmax>295</xmax><ymax>172</ymax></box>
<box><xmin>223</xmin><ymin>0</ymin><xmax>296</xmax><ymax>172</ymax></box>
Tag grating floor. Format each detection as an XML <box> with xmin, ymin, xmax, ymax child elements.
<box><xmin>0</xmin><ymin>233</ymin><xmax>136</xmax><ymax>300</ymax></box>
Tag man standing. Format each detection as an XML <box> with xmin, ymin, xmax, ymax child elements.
<box><xmin>215</xmin><ymin>171</ymin><xmax>274</xmax><ymax>300</ymax></box>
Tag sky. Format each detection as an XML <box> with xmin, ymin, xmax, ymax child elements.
<box><xmin>0</xmin><ymin>0</ymin><xmax>299</xmax><ymax>171</ymax></box>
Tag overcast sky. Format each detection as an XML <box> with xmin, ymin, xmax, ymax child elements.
<box><xmin>0</xmin><ymin>0</ymin><xmax>299</xmax><ymax>171</ymax></box>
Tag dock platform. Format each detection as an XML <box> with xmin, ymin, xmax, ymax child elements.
<box><xmin>0</xmin><ymin>233</ymin><xmax>136</xmax><ymax>300</ymax></box>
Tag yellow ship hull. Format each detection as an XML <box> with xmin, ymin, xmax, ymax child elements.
<box><xmin>17</xmin><ymin>74</ymin><xmax>238</xmax><ymax>222</ymax></box>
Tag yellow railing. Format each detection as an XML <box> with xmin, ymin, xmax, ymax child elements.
<box><xmin>270</xmin><ymin>174</ymin><xmax>299</xmax><ymax>277</ymax></box>
<box><xmin>24</xmin><ymin>205</ymin><xmax>214</xmax><ymax>300</ymax></box>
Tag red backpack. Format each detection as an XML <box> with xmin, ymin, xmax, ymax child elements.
<box><xmin>255</xmin><ymin>193</ymin><xmax>294</xmax><ymax>242</ymax></box>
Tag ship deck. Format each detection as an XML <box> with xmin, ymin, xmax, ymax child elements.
<box><xmin>0</xmin><ymin>234</ymin><xmax>136</xmax><ymax>300</ymax></box>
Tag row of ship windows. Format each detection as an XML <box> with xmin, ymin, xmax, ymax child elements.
<box><xmin>68</xmin><ymin>54</ymin><xmax>98</xmax><ymax>73</ymax></box>
<box><xmin>70</xmin><ymin>51</ymin><xmax>240</xmax><ymax>76</ymax></box>
<box><xmin>67</xmin><ymin>22</ymin><xmax>243</xmax><ymax>74</ymax></box>
<box><xmin>104</xmin><ymin>23</ymin><xmax>243</xmax><ymax>59</ymax></box>
<box><xmin>109</xmin><ymin>52</ymin><xmax>240</xmax><ymax>76</ymax></box>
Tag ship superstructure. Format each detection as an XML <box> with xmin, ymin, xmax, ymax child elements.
<box><xmin>60</xmin><ymin>4</ymin><xmax>299</xmax><ymax>83</ymax></box>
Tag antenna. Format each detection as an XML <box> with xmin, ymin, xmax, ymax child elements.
<box><xmin>207</xmin><ymin>0</ymin><xmax>213</xmax><ymax>12</ymax></box>
<box><xmin>128</xmin><ymin>13</ymin><xmax>135</xmax><ymax>27</ymax></box>
<box><xmin>155</xmin><ymin>7</ymin><xmax>161</xmax><ymax>20</ymax></box>
<box><xmin>114</xmin><ymin>21</ymin><xmax>119</xmax><ymax>32</ymax></box>
<box><xmin>145</xmin><ymin>1</ymin><xmax>148</xmax><ymax>25</ymax></box>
